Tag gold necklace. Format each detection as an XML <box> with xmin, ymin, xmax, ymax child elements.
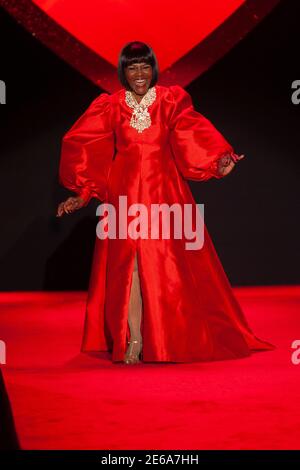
<box><xmin>125</xmin><ymin>86</ymin><xmax>156</xmax><ymax>133</ymax></box>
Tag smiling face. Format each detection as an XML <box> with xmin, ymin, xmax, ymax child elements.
<box><xmin>124</xmin><ymin>62</ymin><xmax>153</xmax><ymax>98</ymax></box>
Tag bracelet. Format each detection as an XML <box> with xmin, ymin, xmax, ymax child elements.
<box><xmin>218</xmin><ymin>153</ymin><xmax>231</xmax><ymax>167</ymax></box>
<box><xmin>230</xmin><ymin>152</ymin><xmax>239</xmax><ymax>163</ymax></box>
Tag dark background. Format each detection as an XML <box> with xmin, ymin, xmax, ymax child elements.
<box><xmin>0</xmin><ymin>0</ymin><xmax>299</xmax><ymax>290</ymax></box>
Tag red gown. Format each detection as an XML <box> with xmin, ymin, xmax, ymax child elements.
<box><xmin>59</xmin><ymin>84</ymin><xmax>275</xmax><ymax>362</ymax></box>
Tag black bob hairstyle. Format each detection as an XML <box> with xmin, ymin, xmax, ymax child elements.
<box><xmin>118</xmin><ymin>41</ymin><xmax>159</xmax><ymax>90</ymax></box>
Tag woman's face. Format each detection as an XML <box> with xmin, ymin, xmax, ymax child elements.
<box><xmin>125</xmin><ymin>62</ymin><xmax>153</xmax><ymax>96</ymax></box>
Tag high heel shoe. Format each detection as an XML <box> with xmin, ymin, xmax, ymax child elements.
<box><xmin>124</xmin><ymin>339</ymin><xmax>143</xmax><ymax>364</ymax></box>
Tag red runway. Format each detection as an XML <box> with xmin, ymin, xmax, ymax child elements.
<box><xmin>0</xmin><ymin>286</ymin><xmax>299</xmax><ymax>450</ymax></box>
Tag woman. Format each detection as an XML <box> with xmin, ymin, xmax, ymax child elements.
<box><xmin>57</xmin><ymin>41</ymin><xmax>275</xmax><ymax>365</ymax></box>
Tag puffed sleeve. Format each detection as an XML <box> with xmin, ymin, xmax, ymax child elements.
<box><xmin>168</xmin><ymin>85</ymin><xmax>239</xmax><ymax>181</ymax></box>
<box><xmin>58</xmin><ymin>92</ymin><xmax>115</xmax><ymax>206</ymax></box>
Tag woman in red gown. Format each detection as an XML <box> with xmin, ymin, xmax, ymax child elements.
<box><xmin>57</xmin><ymin>41</ymin><xmax>275</xmax><ymax>365</ymax></box>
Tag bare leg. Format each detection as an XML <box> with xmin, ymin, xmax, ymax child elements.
<box><xmin>124</xmin><ymin>252</ymin><xmax>143</xmax><ymax>363</ymax></box>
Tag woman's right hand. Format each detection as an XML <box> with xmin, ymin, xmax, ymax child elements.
<box><xmin>56</xmin><ymin>196</ymin><xmax>86</xmax><ymax>217</ymax></box>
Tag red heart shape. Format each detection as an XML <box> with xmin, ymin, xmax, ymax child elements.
<box><xmin>1</xmin><ymin>0</ymin><xmax>280</xmax><ymax>92</ymax></box>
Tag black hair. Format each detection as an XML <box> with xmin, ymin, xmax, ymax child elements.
<box><xmin>117</xmin><ymin>41</ymin><xmax>159</xmax><ymax>90</ymax></box>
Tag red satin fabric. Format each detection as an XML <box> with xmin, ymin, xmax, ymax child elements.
<box><xmin>59</xmin><ymin>84</ymin><xmax>275</xmax><ymax>362</ymax></box>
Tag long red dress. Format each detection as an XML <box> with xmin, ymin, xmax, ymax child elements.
<box><xmin>59</xmin><ymin>84</ymin><xmax>275</xmax><ymax>362</ymax></box>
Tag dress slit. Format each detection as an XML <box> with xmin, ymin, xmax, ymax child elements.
<box><xmin>125</xmin><ymin>241</ymin><xmax>144</xmax><ymax>346</ymax></box>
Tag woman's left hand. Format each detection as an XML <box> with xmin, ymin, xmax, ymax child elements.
<box><xmin>217</xmin><ymin>153</ymin><xmax>245</xmax><ymax>177</ymax></box>
<box><xmin>56</xmin><ymin>196</ymin><xmax>86</xmax><ymax>217</ymax></box>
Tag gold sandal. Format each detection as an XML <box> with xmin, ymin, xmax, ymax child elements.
<box><xmin>124</xmin><ymin>339</ymin><xmax>143</xmax><ymax>364</ymax></box>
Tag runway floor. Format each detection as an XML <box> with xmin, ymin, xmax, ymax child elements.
<box><xmin>0</xmin><ymin>286</ymin><xmax>299</xmax><ymax>450</ymax></box>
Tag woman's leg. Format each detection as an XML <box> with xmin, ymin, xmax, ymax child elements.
<box><xmin>124</xmin><ymin>252</ymin><xmax>143</xmax><ymax>361</ymax></box>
